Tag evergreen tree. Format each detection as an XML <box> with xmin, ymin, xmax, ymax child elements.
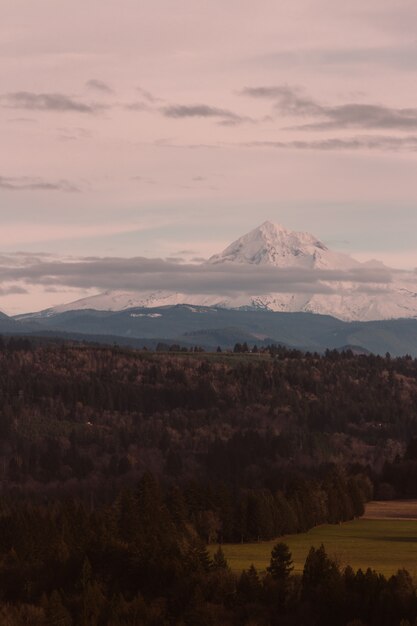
<box><xmin>302</xmin><ymin>544</ymin><xmax>339</xmax><ymax>597</ymax></box>
<box><xmin>212</xmin><ymin>546</ymin><xmax>229</xmax><ymax>570</ymax></box>
<box><xmin>237</xmin><ymin>565</ymin><xmax>262</xmax><ymax>603</ymax></box>
<box><xmin>46</xmin><ymin>590</ymin><xmax>73</xmax><ymax>626</ymax></box>
<box><xmin>267</xmin><ymin>542</ymin><xmax>293</xmax><ymax>581</ymax></box>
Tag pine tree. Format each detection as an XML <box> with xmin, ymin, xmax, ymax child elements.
<box><xmin>302</xmin><ymin>544</ymin><xmax>338</xmax><ymax>597</ymax></box>
<box><xmin>46</xmin><ymin>590</ymin><xmax>73</xmax><ymax>626</ymax></box>
<box><xmin>237</xmin><ymin>565</ymin><xmax>262</xmax><ymax>603</ymax></box>
<box><xmin>267</xmin><ymin>542</ymin><xmax>293</xmax><ymax>581</ymax></box>
<box><xmin>212</xmin><ymin>546</ymin><xmax>229</xmax><ymax>570</ymax></box>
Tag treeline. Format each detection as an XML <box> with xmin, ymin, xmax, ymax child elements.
<box><xmin>0</xmin><ymin>475</ymin><xmax>411</xmax><ymax>625</ymax></box>
<box><xmin>182</xmin><ymin>469</ymin><xmax>369</xmax><ymax>543</ymax></box>
<box><xmin>235</xmin><ymin>543</ymin><xmax>417</xmax><ymax>626</ymax></box>
<box><xmin>378</xmin><ymin>436</ymin><xmax>417</xmax><ymax>499</ymax></box>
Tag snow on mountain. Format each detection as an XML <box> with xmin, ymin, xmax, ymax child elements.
<box><xmin>208</xmin><ymin>221</ymin><xmax>361</xmax><ymax>270</ymax></box>
<box><xmin>48</xmin><ymin>290</ymin><xmax>229</xmax><ymax>315</ymax></box>
<box><xmin>23</xmin><ymin>221</ymin><xmax>417</xmax><ymax>322</ymax></box>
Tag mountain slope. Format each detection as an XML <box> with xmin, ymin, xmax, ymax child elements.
<box><xmin>208</xmin><ymin>220</ymin><xmax>360</xmax><ymax>270</ymax></box>
<box><xmin>0</xmin><ymin>310</ymin><xmax>34</xmax><ymax>333</ymax></box>
<box><xmin>18</xmin><ymin>221</ymin><xmax>417</xmax><ymax>322</ymax></box>
<box><xmin>13</xmin><ymin>304</ymin><xmax>417</xmax><ymax>356</ymax></box>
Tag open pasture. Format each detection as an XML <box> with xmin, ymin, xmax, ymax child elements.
<box><xmin>217</xmin><ymin>503</ymin><xmax>417</xmax><ymax>577</ymax></box>
<box><xmin>363</xmin><ymin>499</ymin><xmax>417</xmax><ymax>520</ymax></box>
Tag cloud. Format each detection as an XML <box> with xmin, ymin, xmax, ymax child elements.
<box><xmin>242</xmin><ymin>85</ymin><xmax>417</xmax><ymax>130</ymax></box>
<box><xmin>241</xmin><ymin>135</ymin><xmax>417</xmax><ymax>152</ymax></box>
<box><xmin>7</xmin><ymin>117</ymin><xmax>37</xmax><ymax>124</ymax></box>
<box><xmin>0</xmin><ymin>256</ymin><xmax>397</xmax><ymax>297</ymax></box>
<box><xmin>125</xmin><ymin>101</ymin><xmax>152</xmax><ymax>111</ymax></box>
<box><xmin>0</xmin><ymin>253</ymin><xmax>56</xmax><ymax>269</ymax></box>
<box><xmin>85</xmin><ymin>79</ymin><xmax>113</xmax><ymax>94</ymax></box>
<box><xmin>301</xmin><ymin>104</ymin><xmax>417</xmax><ymax>131</ymax></box>
<box><xmin>0</xmin><ymin>285</ymin><xmax>28</xmax><ymax>296</ymax></box>
<box><xmin>165</xmin><ymin>257</ymin><xmax>186</xmax><ymax>264</ymax></box>
<box><xmin>153</xmin><ymin>138</ymin><xmax>220</xmax><ymax>150</ymax></box>
<box><xmin>43</xmin><ymin>286</ymin><xmax>88</xmax><ymax>294</ymax></box>
<box><xmin>0</xmin><ymin>219</ymin><xmax>171</xmax><ymax>247</ymax></box>
<box><xmin>1</xmin><ymin>92</ymin><xmax>103</xmax><ymax>114</ymax></box>
<box><xmin>162</xmin><ymin>104</ymin><xmax>251</xmax><ymax>126</ymax></box>
<box><xmin>0</xmin><ymin>176</ymin><xmax>80</xmax><ymax>192</ymax></box>
<box><xmin>254</xmin><ymin>44</ymin><xmax>417</xmax><ymax>71</ymax></box>
<box><xmin>242</xmin><ymin>86</ymin><xmax>320</xmax><ymax>115</ymax></box>
<box><xmin>56</xmin><ymin>127</ymin><xmax>92</xmax><ymax>142</ymax></box>
<box><xmin>131</xmin><ymin>175</ymin><xmax>156</xmax><ymax>184</ymax></box>
<box><xmin>136</xmin><ymin>87</ymin><xmax>162</xmax><ymax>103</ymax></box>
<box><xmin>125</xmin><ymin>88</ymin><xmax>163</xmax><ymax>111</ymax></box>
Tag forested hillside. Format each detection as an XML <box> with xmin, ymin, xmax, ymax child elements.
<box><xmin>1</xmin><ymin>339</ymin><xmax>416</xmax><ymax>498</ymax></box>
<box><xmin>0</xmin><ymin>338</ymin><xmax>416</xmax><ymax>623</ymax></box>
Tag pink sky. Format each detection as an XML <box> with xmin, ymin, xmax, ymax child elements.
<box><xmin>1</xmin><ymin>0</ymin><xmax>417</xmax><ymax>313</ymax></box>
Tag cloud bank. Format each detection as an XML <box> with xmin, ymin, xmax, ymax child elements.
<box><xmin>242</xmin><ymin>85</ymin><xmax>417</xmax><ymax>130</ymax></box>
<box><xmin>1</xmin><ymin>92</ymin><xmax>103</xmax><ymax>114</ymax></box>
<box><xmin>0</xmin><ymin>255</ymin><xmax>396</xmax><ymax>297</ymax></box>
<box><xmin>0</xmin><ymin>176</ymin><xmax>80</xmax><ymax>192</ymax></box>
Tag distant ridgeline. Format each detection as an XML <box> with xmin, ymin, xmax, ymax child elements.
<box><xmin>5</xmin><ymin>303</ymin><xmax>417</xmax><ymax>357</ymax></box>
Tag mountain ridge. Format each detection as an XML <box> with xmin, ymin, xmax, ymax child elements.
<box><xmin>7</xmin><ymin>304</ymin><xmax>417</xmax><ymax>357</ymax></box>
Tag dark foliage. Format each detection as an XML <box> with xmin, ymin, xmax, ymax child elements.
<box><xmin>0</xmin><ymin>490</ymin><xmax>413</xmax><ymax>625</ymax></box>
<box><xmin>0</xmin><ymin>338</ymin><xmax>414</xmax><ymax>623</ymax></box>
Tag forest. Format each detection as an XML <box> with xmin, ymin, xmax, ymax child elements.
<box><xmin>0</xmin><ymin>337</ymin><xmax>416</xmax><ymax>623</ymax></box>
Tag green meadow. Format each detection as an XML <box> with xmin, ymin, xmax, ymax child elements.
<box><xmin>215</xmin><ymin>502</ymin><xmax>417</xmax><ymax>577</ymax></box>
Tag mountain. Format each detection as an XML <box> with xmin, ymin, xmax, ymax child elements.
<box><xmin>16</xmin><ymin>221</ymin><xmax>417</xmax><ymax>322</ymax></box>
<box><xmin>10</xmin><ymin>304</ymin><xmax>417</xmax><ymax>357</ymax></box>
<box><xmin>208</xmin><ymin>220</ymin><xmax>360</xmax><ymax>270</ymax></box>
<box><xmin>0</xmin><ymin>310</ymin><xmax>33</xmax><ymax>334</ymax></box>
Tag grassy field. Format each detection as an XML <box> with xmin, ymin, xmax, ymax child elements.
<box><xmin>215</xmin><ymin>501</ymin><xmax>417</xmax><ymax>577</ymax></box>
<box><xmin>363</xmin><ymin>499</ymin><xmax>417</xmax><ymax>520</ymax></box>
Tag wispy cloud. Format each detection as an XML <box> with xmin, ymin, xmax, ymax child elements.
<box><xmin>241</xmin><ymin>135</ymin><xmax>417</xmax><ymax>152</ymax></box>
<box><xmin>254</xmin><ymin>44</ymin><xmax>417</xmax><ymax>71</ymax></box>
<box><xmin>7</xmin><ymin>117</ymin><xmax>37</xmax><ymax>124</ymax></box>
<box><xmin>0</xmin><ymin>285</ymin><xmax>28</xmax><ymax>296</ymax></box>
<box><xmin>162</xmin><ymin>104</ymin><xmax>251</xmax><ymax>126</ymax></box>
<box><xmin>56</xmin><ymin>127</ymin><xmax>92</xmax><ymax>142</ymax></box>
<box><xmin>242</xmin><ymin>85</ymin><xmax>417</xmax><ymax>130</ymax></box>
<box><xmin>125</xmin><ymin>87</ymin><xmax>163</xmax><ymax>112</ymax></box>
<box><xmin>0</xmin><ymin>176</ymin><xmax>80</xmax><ymax>192</ymax></box>
<box><xmin>125</xmin><ymin>101</ymin><xmax>152</xmax><ymax>112</ymax></box>
<box><xmin>131</xmin><ymin>175</ymin><xmax>156</xmax><ymax>184</ymax></box>
<box><xmin>85</xmin><ymin>79</ymin><xmax>114</xmax><ymax>94</ymax></box>
<box><xmin>1</xmin><ymin>92</ymin><xmax>104</xmax><ymax>114</ymax></box>
<box><xmin>0</xmin><ymin>220</ymin><xmax>171</xmax><ymax>246</ymax></box>
<box><xmin>153</xmin><ymin>138</ymin><xmax>220</xmax><ymax>149</ymax></box>
<box><xmin>136</xmin><ymin>87</ymin><xmax>162</xmax><ymax>103</ymax></box>
<box><xmin>242</xmin><ymin>85</ymin><xmax>320</xmax><ymax>115</ymax></box>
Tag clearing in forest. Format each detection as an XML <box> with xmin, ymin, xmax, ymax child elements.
<box><xmin>217</xmin><ymin>506</ymin><xmax>417</xmax><ymax>577</ymax></box>
<box><xmin>363</xmin><ymin>500</ymin><xmax>417</xmax><ymax>520</ymax></box>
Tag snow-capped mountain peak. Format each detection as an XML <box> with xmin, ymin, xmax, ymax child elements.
<box><xmin>208</xmin><ymin>221</ymin><xmax>359</xmax><ymax>270</ymax></box>
<box><xmin>20</xmin><ymin>220</ymin><xmax>417</xmax><ymax>322</ymax></box>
